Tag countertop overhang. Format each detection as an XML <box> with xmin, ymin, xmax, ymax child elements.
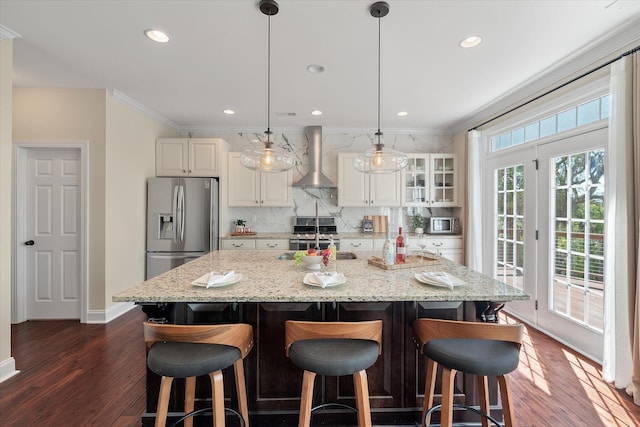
<box><xmin>113</xmin><ymin>250</ymin><xmax>529</xmax><ymax>304</ymax></box>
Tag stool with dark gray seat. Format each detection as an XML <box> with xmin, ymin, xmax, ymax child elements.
<box><xmin>143</xmin><ymin>322</ymin><xmax>254</xmax><ymax>427</ymax></box>
<box><xmin>284</xmin><ymin>320</ymin><xmax>383</xmax><ymax>427</ymax></box>
<box><xmin>413</xmin><ymin>318</ymin><xmax>524</xmax><ymax>427</ymax></box>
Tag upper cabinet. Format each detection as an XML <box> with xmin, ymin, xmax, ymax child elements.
<box><xmin>227</xmin><ymin>152</ymin><xmax>293</xmax><ymax>207</ymax></box>
<box><xmin>402</xmin><ymin>153</ymin><xmax>458</xmax><ymax>207</ymax></box>
<box><xmin>337</xmin><ymin>153</ymin><xmax>402</xmax><ymax>207</ymax></box>
<box><xmin>156</xmin><ymin>138</ymin><xmax>224</xmax><ymax>177</ymax></box>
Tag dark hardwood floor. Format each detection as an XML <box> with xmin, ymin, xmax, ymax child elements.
<box><xmin>0</xmin><ymin>306</ymin><xmax>638</xmax><ymax>426</ymax></box>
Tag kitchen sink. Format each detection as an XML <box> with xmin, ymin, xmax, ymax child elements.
<box><xmin>278</xmin><ymin>252</ymin><xmax>358</xmax><ymax>260</ymax></box>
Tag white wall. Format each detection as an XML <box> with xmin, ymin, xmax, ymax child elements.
<box><xmin>0</xmin><ymin>40</ymin><xmax>16</xmax><ymax>382</ymax></box>
<box><xmin>104</xmin><ymin>94</ymin><xmax>176</xmax><ymax>309</ymax></box>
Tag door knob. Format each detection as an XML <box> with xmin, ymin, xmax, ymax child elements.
<box><xmin>25</xmin><ymin>240</ymin><xmax>35</xmax><ymax>246</ymax></box>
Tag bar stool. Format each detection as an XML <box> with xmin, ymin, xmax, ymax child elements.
<box><xmin>413</xmin><ymin>318</ymin><xmax>524</xmax><ymax>427</ymax></box>
<box><xmin>143</xmin><ymin>322</ymin><xmax>254</xmax><ymax>427</ymax></box>
<box><xmin>284</xmin><ymin>320</ymin><xmax>383</xmax><ymax>427</ymax></box>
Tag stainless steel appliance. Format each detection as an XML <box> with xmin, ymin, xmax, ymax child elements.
<box><xmin>146</xmin><ymin>177</ymin><xmax>219</xmax><ymax>279</ymax></box>
<box><xmin>426</xmin><ymin>217</ymin><xmax>461</xmax><ymax>234</ymax></box>
<box><xmin>289</xmin><ymin>216</ymin><xmax>340</xmax><ymax>250</ymax></box>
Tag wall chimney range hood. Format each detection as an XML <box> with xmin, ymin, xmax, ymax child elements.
<box><xmin>292</xmin><ymin>126</ymin><xmax>336</xmax><ymax>188</ymax></box>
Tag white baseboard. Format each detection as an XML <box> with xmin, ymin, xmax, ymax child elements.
<box><xmin>86</xmin><ymin>302</ymin><xmax>137</xmax><ymax>324</ymax></box>
<box><xmin>0</xmin><ymin>357</ymin><xmax>19</xmax><ymax>383</ymax></box>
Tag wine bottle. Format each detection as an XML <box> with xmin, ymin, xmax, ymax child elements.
<box><xmin>383</xmin><ymin>229</ymin><xmax>395</xmax><ymax>265</ymax></box>
<box><xmin>395</xmin><ymin>227</ymin><xmax>406</xmax><ymax>264</ymax></box>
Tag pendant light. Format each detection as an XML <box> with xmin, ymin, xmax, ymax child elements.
<box><xmin>240</xmin><ymin>0</ymin><xmax>294</xmax><ymax>173</ymax></box>
<box><xmin>353</xmin><ymin>1</ymin><xmax>407</xmax><ymax>174</ymax></box>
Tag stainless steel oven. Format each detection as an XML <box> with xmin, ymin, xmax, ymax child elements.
<box><xmin>289</xmin><ymin>216</ymin><xmax>340</xmax><ymax>250</ymax></box>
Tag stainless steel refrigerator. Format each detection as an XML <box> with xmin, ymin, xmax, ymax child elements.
<box><xmin>146</xmin><ymin>177</ymin><xmax>219</xmax><ymax>279</ymax></box>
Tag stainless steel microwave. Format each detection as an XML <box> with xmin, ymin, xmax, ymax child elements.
<box><xmin>427</xmin><ymin>217</ymin><xmax>460</xmax><ymax>234</ymax></box>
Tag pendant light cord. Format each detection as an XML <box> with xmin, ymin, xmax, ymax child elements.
<box><xmin>267</xmin><ymin>14</ymin><xmax>272</xmax><ymax>142</ymax></box>
<box><xmin>377</xmin><ymin>14</ymin><xmax>381</xmax><ymax>139</ymax></box>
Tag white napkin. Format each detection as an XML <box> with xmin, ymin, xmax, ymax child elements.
<box><xmin>421</xmin><ymin>272</ymin><xmax>463</xmax><ymax>290</ymax></box>
<box><xmin>313</xmin><ymin>272</ymin><xmax>339</xmax><ymax>288</ymax></box>
<box><xmin>207</xmin><ymin>270</ymin><xmax>234</xmax><ymax>288</ymax></box>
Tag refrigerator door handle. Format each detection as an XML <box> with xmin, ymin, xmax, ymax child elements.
<box><xmin>172</xmin><ymin>185</ymin><xmax>179</xmax><ymax>244</ymax></box>
<box><xmin>178</xmin><ymin>184</ymin><xmax>185</xmax><ymax>244</ymax></box>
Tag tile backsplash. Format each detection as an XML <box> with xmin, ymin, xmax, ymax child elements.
<box><xmin>186</xmin><ymin>130</ymin><xmax>457</xmax><ymax>234</ymax></box>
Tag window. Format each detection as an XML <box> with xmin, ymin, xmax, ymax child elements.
<box><xmin>490</xmin><ymin>95</ymin><xmax>609</xmax><ymax>152</ymax></box>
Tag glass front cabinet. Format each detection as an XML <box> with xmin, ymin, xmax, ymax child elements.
<box><xmin>403</xmin><ymin>153</ymin><xmax>458</xmax><ymax>207</ymax></box>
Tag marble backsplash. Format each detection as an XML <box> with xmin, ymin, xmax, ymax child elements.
<box><xmin>185</xmin><ymin>129</ymin><xmax>458</xmax><ymax>234</ymax></box>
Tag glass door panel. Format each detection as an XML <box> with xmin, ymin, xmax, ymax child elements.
<box><xmin>538</xmin><ymin>127</ymin><xmax>606</xmax><ymax>361</ymax></box>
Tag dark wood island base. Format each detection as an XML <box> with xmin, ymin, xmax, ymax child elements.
<box><xmin>140</xmin><ymin>300</ymin><xmax>506</xmax><ymax>426</ymax></box>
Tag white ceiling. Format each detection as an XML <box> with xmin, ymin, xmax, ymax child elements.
<box><xmin>2</xmin><ymin>0</ymin><xmax>640</xmax><ymax>134</ymax></box>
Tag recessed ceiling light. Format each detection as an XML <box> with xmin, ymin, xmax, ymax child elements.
<box><xmin>307</xmin><ymin>64</ymin><xmax>326</xmax><ymax>73</ymax></box>
<box><xmin>311</xmin><ymin>110</ymin><xmax>323</xmax><ymax>116</ymax></box>
<box><xmin>144</xmin><ymin>29</ymin><xmax>170</xmax><ymax>43</ymax></box>
<box><xmin>396</xmin><ymin>111</ymin><xmax>408</xmax><ymax>117</ymax></box>
<box><xmin>223</xmin><ymin>109</ymin><xmax>235</xmax><ymax>115</ymax></box>
<box><xmin>460</xmin><ymin>35</ymin><xmax>482</xmax><ymax>48</ymax></box>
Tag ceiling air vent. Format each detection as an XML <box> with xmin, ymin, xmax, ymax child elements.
<box><xmin>276</xmin><ymin>112</ymin><xmax>297</xmax><ymax>117</ymax></box>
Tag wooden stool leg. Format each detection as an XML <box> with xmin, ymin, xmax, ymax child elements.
<box><xmin>234</xmin><ymin>359</ymin><xmax>250</xmax><ymax>427</ymax></box>
<box><xmin>477</xmin><ymin>375</ymin><xmax>490</xmax><ymax>427</ymax></box>
<box><xmin>353</xmin><ymin>370</ymin><xmax>372</xmax><ymax>427</ymax></box>
<box><xmin>184</xmin><ymin>376</ymin><xmax>196</xmax><ymax>427</ymax></box>
<box><xmin>298</xmin><ymin>370</ymin><xmax>317</xmax><ymax>427</ymax></box>
<box><xmin>156</xmin><ymin>376</ymin><xmax>174</xmax><ymax>427</ymax></box>
<box><xmin>440</xmin><ymin>367</ymin><xmax>457</xmax><ymax>427</ymax></box>
<box><xmin>423</xmin><ymin>358</ymin><xmax>438</xmax><ymax>427</ymax></box>
<box><xmin>497</xmin><ymin>375</ymin><xmax>516</xmax><ymax>427</ymax></box>
<box><xmin>209</xmin><ymin>370</ymin><xmax>226</xmax><ymax>427</ymax></box>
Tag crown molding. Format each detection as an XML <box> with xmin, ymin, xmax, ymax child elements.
<box><xmin>448</xmin><ymin>16</ymin><xmax>640</xmax><ymax>135</ymax></box>
<box><xmin>0</xmin><ymin>25</ymin><xmax>21</xmax><ymax>40</ymax></box>
<box><xmin>177</xmin><ymin>125</ymin><xmax>444</xmax><ymax>136</ymax></box>
<box><xmin>110</xmin><ymin>89</ymin><xmax>180</xmax><ymax>129</ymax></box>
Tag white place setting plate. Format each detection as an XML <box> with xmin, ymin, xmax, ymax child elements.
<box><xmin>414</xmin><ymin>271</ymin><xmax>465</xmax><ymax>289</ymax></box>
<box><xmin>303</xmin><ymin>272</ymin><xmax>347</xmax><ymax>288</ymax></box>
<box><xmin>192</xmin><ymin>272</ymin><xmax>242</xmax><ymax>288</ymax></box>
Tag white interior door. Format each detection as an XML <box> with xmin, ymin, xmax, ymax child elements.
<box><xmin>537</xmin><ymin>128</ymin><xmax>606</xmax><ymax>361</ymax></box>
<box><xmin>23</xmin><ymin>148</ymin><xmax>81</xmax><ymax>319</ymax></box>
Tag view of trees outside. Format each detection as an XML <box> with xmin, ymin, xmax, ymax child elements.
<box><xmin>495</xmin><ymin>164</ymin><xmax>525</xmax><ymax>289</ymax></box>
<box><xmin>551</xmin><ymin>149</ymin><xmax>605</xmax><ymax>331</ymax></box>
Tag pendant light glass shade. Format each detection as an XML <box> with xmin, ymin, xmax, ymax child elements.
<box><xmin>241</xmin><ymin>0</ymin><xmax>294</xmax><ymax>173</ymax></box>
<box><xmin>240</xmin><ymin>133</ymin><xmax>295</xmax><ymax>172</ymax></box>
<box><xmin>353</xmin><ymin>135</ymin><xmax>408</xmax><ymax>174</ymax></box>
<box><xmin>353</xmin><ymin>1</ymin><xmax>407</xmax><ymax>174</ymax></box>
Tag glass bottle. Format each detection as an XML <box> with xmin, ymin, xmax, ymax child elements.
<box><xmin>383</xmin><ymin>229</ymin><xmax>395</xmax><ymax>265</ymax></box>
<box><xmin>395</xmin><ymin>226</ymin><xmax>406</xmax><ymax>264</ymax></box>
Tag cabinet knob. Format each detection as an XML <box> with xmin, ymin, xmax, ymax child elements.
<box><xmin>183</xmin><ymin>169</ymin><xmax>186</xmax><ymax>173</ymax></box>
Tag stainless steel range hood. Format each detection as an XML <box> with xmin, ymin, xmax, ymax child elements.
<box><xmin>293</xmin><ymin>126</ymin><xmax>336</xmax><ymax>188</ymax></box>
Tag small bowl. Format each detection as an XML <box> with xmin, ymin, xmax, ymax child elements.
<box><xmin>301</xmin><ymin>255</ymin><xmax>323</xmax><ymax>270</ymax></box>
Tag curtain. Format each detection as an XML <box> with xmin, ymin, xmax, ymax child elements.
<box><xmin>466</xmin><ymin>130</ymin><xmax>483</xmax><ymax>271</ymax></box>
<box><xmin>603</xmin><ymin>52</ymin><xmax>639</xmax><ymax>406</ymax></box>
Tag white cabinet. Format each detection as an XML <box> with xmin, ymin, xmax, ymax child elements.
<box><xmin>402</xmin><ymin>153</ymin><xmax>458</xmax><ymax>207</ymax></box>
<box><xmin>337</xmin><ymin>153</ymin><xmax>401</xmax><ymax>207</ymax></box>
<box><xmin>221</xmin><ymin>239</ymin><xmax>256</xmax><ymax>250</ymax></box>
<box><xmin>255</xmin><ymin>239</ymin><xmax>289</xmax><ymax>250</ymax></box>
<box><xmin>340</xmin><ymin>238</ymin><xmax>374</xmax><ymax>251</ymax></box>
<box><xmin>406</xmin><ymin>235</ymin><xmax>463</xmax><ymax>264</ymax></box>
<box><xmin>227</xmin><ymin>152</ymin><xmax>293</xmax><ymax>207</ymax></box>
<box><xmin>156</xmin><ymin>138</ymin><xmax>223</xmax><ymax>177</ymax></box>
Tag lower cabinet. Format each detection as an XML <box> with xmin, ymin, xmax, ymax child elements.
<box><xmin>141</xmin><ymin>301</ymin><xmax>493</xmax><ymax>426</ymax></box>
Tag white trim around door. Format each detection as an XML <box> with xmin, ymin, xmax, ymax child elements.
<box><xmin>13</xmin><ymin>141</ymin><xmax>89</xmax><ymax>324</ymax></box>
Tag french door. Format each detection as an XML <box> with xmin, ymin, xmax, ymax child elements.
<box><xmin>484</xmin><ymin>126</ymin><xmax>606</xmax><ymax>361</ymax></box>
<box><xmin>537</xmin><ymin>128</ymin><xmax>606</xmax><ymax>361</ymax></box>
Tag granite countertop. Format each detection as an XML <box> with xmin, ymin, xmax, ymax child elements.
<box><xmin>113</xmin><ymin>250</ymin><xmax>529</xmax><ymax>304</ymax></box>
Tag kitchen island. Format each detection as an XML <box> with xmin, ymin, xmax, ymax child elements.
<box><xmin>113</xmin><ymin>250</ymin><xmax>528</xmax><ymax>426</ymax></box>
